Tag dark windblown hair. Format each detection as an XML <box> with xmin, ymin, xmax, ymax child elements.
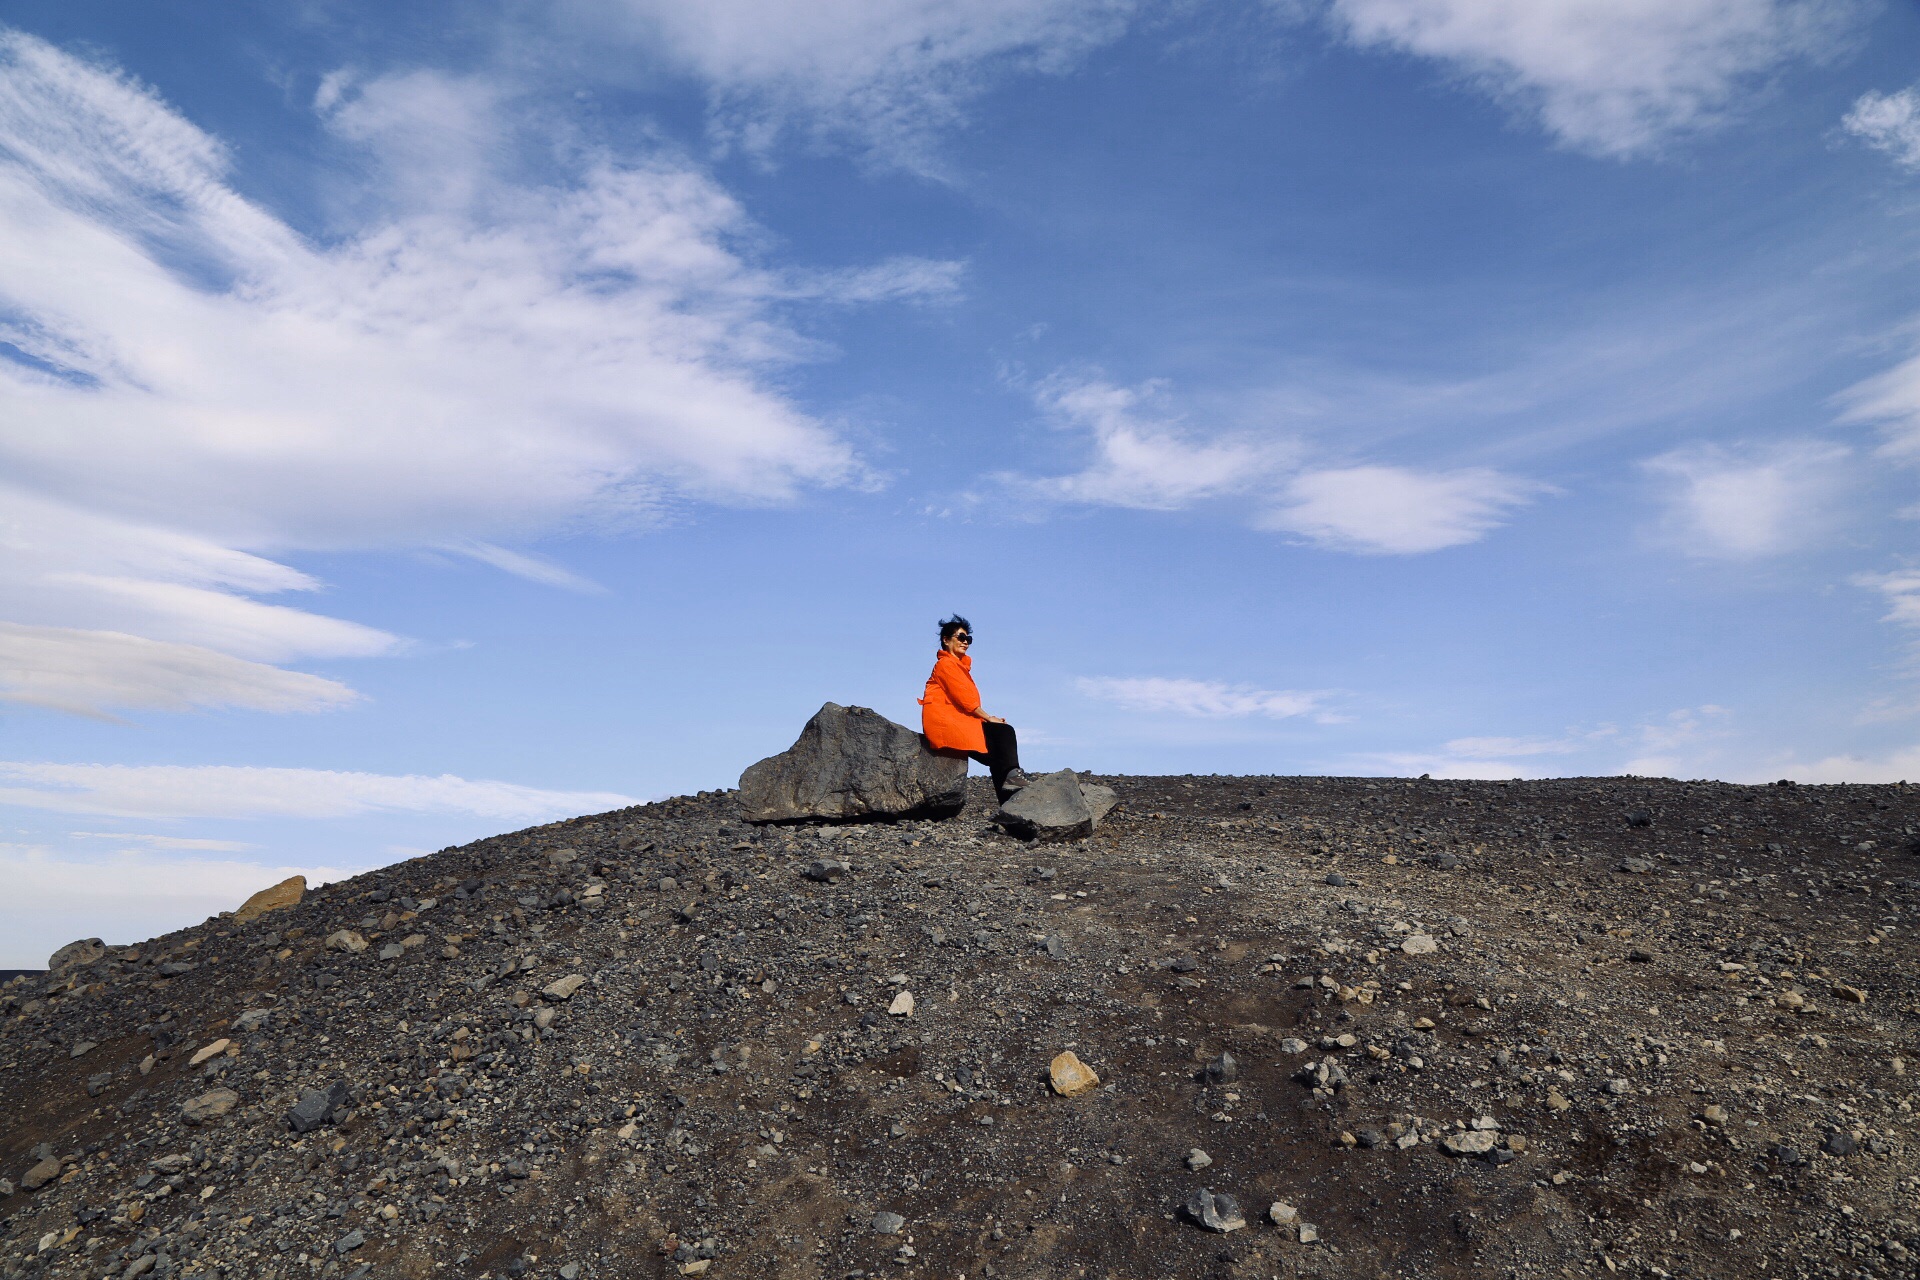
<box><xmin>938</xmin><ymin>614</ymin><xmax>972</xmax><ymax>644</ymax></box>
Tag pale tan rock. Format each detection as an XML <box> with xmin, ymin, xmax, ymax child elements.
<box><xmin>324</xmin><ymin>930</ymin><xmax>367</xmax><ymax>953</ymax></box>
<box><xmin>235</xmin><ymin>876</ymin><xmax>305</xmax><ymax>923</ymax></box>
<box><xmin>1268</xmin><ymin>1200</ymin><xmax>1298</xmax><ymax>1226</ymax></box>
<box><xmin>20</xmin><ymin>1157</ymin><xmax>62</xmax><ymax>1191</ymax></box>
<box><xmin>1049</xmin><ymin>1050</ymin><xmax>1099</xmax><ymax>1097</ymax></box>
<box><xmin>1401</xmin><ymin>934</ymin><xmax>1438</xmax><ymax>956</ymax></box>
<box><xmin>543</xmin><ymin>973</ymin><xmax>587</xmax><ymax>1001</ymax></box>
<box><xmin>1545</xmin><ymin>1089</ymin><xmax>1571</xmax><ymax>1113</ymax></box>
<box><xmin>1832</xmin><ymin>983</ymin><xmax>1868</xmax><ymax>1003</ymax></box>
<box><xmin>887</xmin><ymin>990</ymin><xmax>915</xmax><ymax>1017</ymax></box>
<box><xmin>181</xmin><ymin>1088</ymin><xmax>239</xmax><ymax>1124</ymax></box>
<box><xmin>1442</xmin><ymin>1130</ymin><xmax>1498</xmax><ymax>1156</ymax></box>
<box><xmin>188</xmin><ymin>1039</ymin><xmax>231</xmax><ymax>1066</ymax></box>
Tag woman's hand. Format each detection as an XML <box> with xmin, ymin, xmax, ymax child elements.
<box><xmin>981</xmin><ymin>714</ymin><xmax>1007</xmax><ymax>724</ymax></box>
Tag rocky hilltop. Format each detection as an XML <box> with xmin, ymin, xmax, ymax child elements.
<box><xmin>2</xmin><ymin>774</ymin><xmax>1916</xmax><ymax>1280</ymax></box>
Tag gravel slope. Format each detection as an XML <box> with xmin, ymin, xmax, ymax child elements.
<box><xmin>2</xmin><ymin>774</ymin><xmax>1916</xmax><ymax>1280</ymax></box>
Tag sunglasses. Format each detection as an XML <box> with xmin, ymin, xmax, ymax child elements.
<box><xmin>952</xmin><ymin>633</ymin><xmax>972</xmax><ymax>643</ymax></box>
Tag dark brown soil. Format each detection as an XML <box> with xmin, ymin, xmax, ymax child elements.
<box><xmin>2</xmin><ymin>774</ymin><xmax>1916</xmax><ymax>1280</ymax></box>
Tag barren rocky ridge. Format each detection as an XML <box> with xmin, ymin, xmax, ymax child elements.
<box><xmin>2</xmin><ymin>773</ymin><xmax>1917</xmax><ymax>1279</ymax></box>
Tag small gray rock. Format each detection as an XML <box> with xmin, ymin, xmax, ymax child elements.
<box><xmin>1324</xmin><ymin>873</ymin><xmax>1349</xmax><ymax>887</ymax></box>
<box><xmin>994</xmin><ymin>770</ymin><xmax>1100</xmax><ymax>842</ymax></box>
<box><xmin>1185</xmin><ymin>1188</ymin><xmax>1245</xmax><ymax>1233</ymax></box>
<box><xmin>1203</xmin><ymin>1052</ymin><xmax>1237</xmax><ymax>1086</ymax></box>
<box><xmin>286</xmin><ymin>1080</ymin><xmax>352</xmax><ymax>1134</ymax></box>
<box><xmin>334</xmin><ymin>1227</ymin><xmax>366</xmax><ymax>1255</ymax></box>
<box><xmin>871</xmin><ymin>1211</ymin><xmax>905</xmax><ymax>1235</ymax></box>
<box><xmin>1617</xmin><ymin>858</ymin><xmax>1654</xmax><ymax>874</ymax></box>
<box><xmin>805</xmin><ymin>859</ymin><xmax>852</xmax><ymax>883</ymax></box>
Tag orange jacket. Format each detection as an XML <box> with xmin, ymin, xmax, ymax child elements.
<box><xmin>919</xmin><ymin>649</ymin><xmax>986</xmax><ymax>753</ymax></box>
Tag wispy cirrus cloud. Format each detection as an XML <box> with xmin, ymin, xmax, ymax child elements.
<box><xmin>1326</xmin><ymin>0</ymin><xmax>1867</xmax><ymax>156</ymax></box>
<box><xmin>1259</xmin><ymin>465</ymin><xmax>1545</xmax><ymax>554</ymax></box>
<box><xmin>1011</xmin><ymin>375</ymin><xmax>1295</xmax><ymax>510</ymax></box>
<box><xmin>571</xmin><ymin>0</ymin><xmax>1139</xmax><ymax>167</ymax></box>
<box><xmin>1077</xmin><ymin>676</ymin><xmax>1339</xmax><ymax>721</ymax></box>
<box><xmin>1000</xmin><ymin>373</ymin><xmax>1544</xmax><ymax>553</ymax></box>
<box><xmin>0</xmin><ymin>624</ymin><xmax>360</xmax><ymax>719</ymax></box>
<box><xmin>0</xmin><ymin>30</ymin><xmax>956</xmax><ymax>717</ymax></box>
<box><xmin>0</xmin><ymin>762</ymin><xmax>634</xmax><ymax>821</ymax></box>
<box><xmin>1843</xmin><ymin>83</ymin><xmax>1920</xmax><ymax>171</ymax></box>
<box><xmin>1640</xmin><ymin>439</ymin><xmax>1852</xmax><ymax>558</ymax></box>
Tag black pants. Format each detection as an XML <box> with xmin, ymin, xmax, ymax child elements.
<box><xmin>966</xmin><ymin>721</ymin><xmax>1022</xmax><ymax>793</ymax></box>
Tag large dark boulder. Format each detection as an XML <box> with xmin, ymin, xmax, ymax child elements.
<box><xmin>738</xmin><ymin>702</ymin><xmax>968</xmax><ymax>823</ymax></box>
<box><xmin>993</xmin><ymin>770</ymin><xmax>1117</xmax><ymax>841</ymax></box>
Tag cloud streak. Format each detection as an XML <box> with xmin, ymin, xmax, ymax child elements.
<box><xmin>1843</xmin><ymin>83</ymin><xmax>1920</xmax><ymax>171</ymax></box>
<box><xmin>1641</xmin><ymin>439</ymin><xmax>1851</xmax><ymax>558</ymax></box>
<box><xmin>576</xmin><ymin>0</ymin><xmax>1138</xmax><ymax>167</ymax></box>
<box><xmin>1259</xmin><ymin>465</ymin><xmax>1544</xmax><ymax>554</ymax></box>
<box><xmin>1004</xmin><ymin>374</ymin><xmax>1543</xmax><ymax>553</ymax></box>
<box><xmin>1326</xmin><ymin>0</ymin><xmax>1865</xmax><ymax>156</ymax></box>
<box><xmin>0</xmin><ymin>762</ymin><xmax>634</xmax><ymax>820</ymax></box>
<box><xmin>1077</xmin><ymin>676</ymin><xmax>1336</xmax><ymax>721</ymax></box>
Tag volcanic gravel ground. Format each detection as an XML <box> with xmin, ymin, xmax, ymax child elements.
<box><xmin>2</xmin><ymin>775</ymin><xmax>1918</xmax><ymax>1280</ymax></box>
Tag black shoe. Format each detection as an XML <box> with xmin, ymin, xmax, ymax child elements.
<box><xmin>1001</xmin><ymin>769</ymin><xmax>1034</xmax><ymax>792</ymax></box>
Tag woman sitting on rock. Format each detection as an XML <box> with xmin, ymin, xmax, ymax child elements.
<box><xmin>919</xmin><ymin>614</ymin><xmax>1032</xmax><ymax>802</ymax></box>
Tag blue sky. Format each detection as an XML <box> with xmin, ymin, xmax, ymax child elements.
<box><xmin>3</xmin><ymin>0</ymin><xmax>1920</xmax><ymax>966</ymax></box>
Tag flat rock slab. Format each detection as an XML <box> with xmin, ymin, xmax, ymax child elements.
<box><xmin>994</xmin><ymin>771</ymin><xmax>1115</xmax><ymax>841</ymax></box>
<box><xmin>738</xmin><ymin>702</ymin><xmax>967</xmax><ymax>823</ymax></box>
<box><xmin>235</xmin><ymin>874</ymin><xmax>306</xmax><ymax>923</ymax></box>
<box><xmin>182</xmin><ymin>1087</ymin><xmax>239</xmax><ymax>1124</ymax></box>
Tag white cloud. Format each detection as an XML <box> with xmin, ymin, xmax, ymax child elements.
<box><xmin>1002</xmin><ymin>375</ymin><xmax>1542</xmax><ymax>553</ymax></box>
<box><xmin>0</xmin><ymin>623</ymin><xmax>360</xmax><ymax>718</ymax></box>
<box><xmin>578</xmin><ymin>0</ymin><xmax>1137</xmax><ymax>165</ymax></box>
<box><xmin>1844</xmin><ymin>338</ymin><xmax>1920</xmax><ymax>458</ymax></box>
<box><xmin>1016</xmin><ymin>376</ymin><xmax>1294</xmax><ymax>510</ymax></box>
<box><xmin>1617</xmin><ymin>704</ymin><xmax>1732</xmax><ymax>777</ymax></box>
<box><xmin>1357</xmin><ymin>751</ymin><xmax>1549</xmax><ymax>780</ymax></box>
<box><xmin>1843</xmin><ymin>84</ymin><xmax>1920</xmax><ymax>171</ymax></box>
<box><xmin>0</xmin><ymin>31</ymin><xmax>941</xmax><ymax>715</ymax></box>
<box><xmin>1640</xmin><ymin>439</ymin><xmax>1851</xmax><ymax>558</ymax></box>
<box><xmin>1326</xmin><ymin>0</ymin><xmax>1864</xmax><ymax>156</ymax></box>
<box><xmin>0</xmin><ymin>842</ymin><xmax>358</xmax><ymax>968</ymax></box>
<box><xmin>1763</xmin><ymin>745</ymin><xmax>1920</xmax><ymax>784</ymax></box>
<box><xmin>1441</xmin><ymin>735</ymin><xmax>1581</xmax><ymax>758</ymax></box>
<box><xmin>1259</xmin><ymin>465</ymin><xmax>1542</xmax><ymax>553</ymax></box>
<box><xmin>442</xmin><ymin>542</ymin><xmax>606</xmax><ymax>594</ymax></box>
<box><xmin>1853</xmin><ymin>569</ymin><xmax>1920</xmax><ymax>632</ymax></box>
<box><xmin>1077</xmin><ymin>675</ymin><xmax>1335</xmax><ymax>720</ymax></box>
<box><xmin>69</xmin><ymin>831</ymin><xmax>256</xmax><ymax>852</ymax></box>
<box><xmin>0</xmin><ymin>762</ymin><xmax>634</xmax><ymax>820</ymax></box>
